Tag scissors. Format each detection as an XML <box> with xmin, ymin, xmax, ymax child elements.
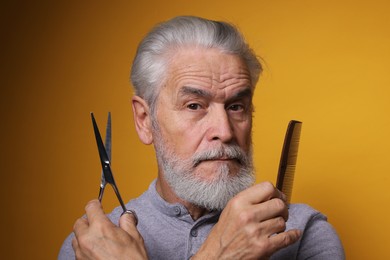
<box><xmin>91</xmin><ymin>112</ymin><xmax>138</xmax><ymax>221</ymax></box>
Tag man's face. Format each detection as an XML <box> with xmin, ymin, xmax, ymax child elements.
<box><xmin>152</xmin><ymin>47</ymin><xmax>255</xmax><ymax>210</ymax></box>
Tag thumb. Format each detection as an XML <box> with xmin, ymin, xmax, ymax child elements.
<box><xmin>119</xmin><ymin>210</ymin><xmax>138</xmax><ymax>234</ymax></box>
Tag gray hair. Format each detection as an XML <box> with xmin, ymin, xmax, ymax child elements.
<box><xmin>130</xmin><ymin>16</ymin><xmax>262</xmax><ymax>111</ymax></box>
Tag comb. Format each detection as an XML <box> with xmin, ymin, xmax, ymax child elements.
<box><xmin>276</xmin><ymin>120</ymin><xmax>302</xmax><ymax>203</ymax></box>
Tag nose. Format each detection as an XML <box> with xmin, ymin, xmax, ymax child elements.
<box><xmin>206</xmin><ymin>107</ymin><xmax>234</xmax><ymax>143</ymax></box>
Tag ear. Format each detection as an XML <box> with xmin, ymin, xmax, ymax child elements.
<box><xmin>131</xmin><ymin>96</ymin><xmax>154</xmax><ymax>145</ymax></box>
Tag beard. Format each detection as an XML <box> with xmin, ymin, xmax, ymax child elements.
<box><xmin>153</xmin><ymin>129</ymin><xmax>255</xmax><ymax>211</ymax></box>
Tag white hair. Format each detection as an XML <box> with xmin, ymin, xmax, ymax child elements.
<box><xmin>130</xmin><ymin>16</ymin><xmax>262</xmax><ymax>112</ymax></box>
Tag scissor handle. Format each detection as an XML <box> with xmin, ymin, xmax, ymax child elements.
<box><xmin>121</xmin><ymin>209</ymin><xmax>139</xmax><ymax>226</ymax></box>
<box><xmin>98</xmin><ymin>185</ymin><xmax>105</xmax><ymax>202</ymax></box>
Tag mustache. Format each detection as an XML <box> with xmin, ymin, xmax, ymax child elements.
<box><xmin>192</xmin><ymin>145</ymin><xmax>249</xmax><ymax>167</ymax></box>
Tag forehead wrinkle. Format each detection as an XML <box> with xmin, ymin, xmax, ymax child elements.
<box><xmin>166</xmin><ymin>51</ymin><xmax>252</xmax><ymax>93</ymax></box>
<box><xmin>216</xmin><ymin>75</ymin><xmax>251</xmax><ymax>87</ymax></box>
<box><xmin>218</xmin><ymin>66</ymin><xmax>251</xmax><ymax>81</ymax></box>
<box><xmin>211</xmin><ymin>68</ymin><xmax>252</xmax><ymax>88</ymax></box>
<box><xmin>170</xmin><ymin>65</ymin><xmax>214</xmax><ymax>86</ymax></box>
<box><xmin>172</xmin><ymin>62</ymin><xmax>250</xmax><ymax>84</ymax></box>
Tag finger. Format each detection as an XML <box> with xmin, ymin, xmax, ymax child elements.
<box><xmin>73</xmin><ymin>217</ymin><xmax>89</xmax><ymax>238</ymax></box>
<box><xmin>119</xmin><ymin>211</ymin><xmax>140</xmax><ymax>238</ymax></box>
<box><xmin>72</xmin><ymin>236</ymin><xmax>78</xmax><ymax>251</ymax></box>
<box><xmin>238</xmin><ymin>182</ymin><xmax>285</xmax><ymax>205</ymax></box>
<box><xmin>237</xmin><ymin>197</ymin><xmax>288</xmax><ymax>225</ymax></box>
<box><xmin>72</xmin><ymin>236</ymin><xmax>82</xmax><ymax>259</ymax></box>
<box><xmin>84</xmin><ymin>199</ymin><xmax>108</xmax><ymax>224</ymax></box>
<box><xmin>255</xmin><ymin>198</ymin><xmax>289</xmax><ymax>222</ymax></box>
<box><xmin>257</xmin><ymin>217</ymin><xmax>287</xmax><ymax>236</ymax></box>
<box><xmin>72</xmin><ymin>236</ymin><xmax>88</xmax><ymax>260</ymax></box>
<box><xmin>268</xmin><ymin>229</ymin><xmax>302</xmax><ymax>253</ymax></box>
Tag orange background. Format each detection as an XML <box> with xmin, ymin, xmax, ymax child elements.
<box><xmin>1</xmin><ymin>1</ymin><xmax>389</xmax><ymax>259</ymax></box>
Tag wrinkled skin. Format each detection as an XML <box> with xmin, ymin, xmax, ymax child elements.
<box><xmin>194</xmin><ymin>182</ymin><xmax>301</xmax><ymax>260</ymax></box>
<box><xmin>72</xmin><ymin>200</ymin><xmax>147</xmax><ymax>260</ymax></box>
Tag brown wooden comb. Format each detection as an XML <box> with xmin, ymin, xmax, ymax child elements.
<box><xmin>276</xmin><ymin>120</ymin><xmax>302</xmax><ymax>203</ymax></box>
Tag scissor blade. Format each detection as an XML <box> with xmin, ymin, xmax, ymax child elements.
<box><xmin>91</xmin><ymin>112</ymin><xmax>115</xmax><ymax>184</ymax></box>
<box><xmin>91</xmin><ymin>112</ymin><xmax>128</xmax><ymax>213</ymax></box>
<box><xmin>100</xmin><ymin>112</ymin><xmax>112</xmax><ymax>190</ymax></box>
<box><xmin>105</xmin><ymin>112</ymin><xmax>112</xmax><ymax>160</ymax></box>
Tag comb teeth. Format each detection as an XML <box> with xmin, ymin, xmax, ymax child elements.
<box><xmin>276</xmin><ymin>121</ymin><xmax>302</xmax><ymax>204</ymax></box>
<box><xmin>280</xmin><ymin>165</ymin><xmax>296</xmax><ymax>202</ymax></box>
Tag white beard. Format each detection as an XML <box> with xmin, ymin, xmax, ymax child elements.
<box><xmin>154</xmin><ymin>132</ymin><xmax>255</xmax><ymax>211</ymax></box>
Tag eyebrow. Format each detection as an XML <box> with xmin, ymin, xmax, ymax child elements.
<box><xmin>228</xmin><ymin>88</ymin><xmax>253</xmax><ymax>101</ymax></box>
<box><xmin>178</xmin><ymin>86</ymin><xmax>253</xmax><ymax>101</ymax></box>
<box><xmin>178</xmin><ymin>86</ymin><xmax>213</xmax><ymax>99</ymax></box>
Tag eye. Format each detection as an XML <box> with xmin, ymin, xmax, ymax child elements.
<box><xmin>187</xmin><ymin>103</ymin><xmax>201</xmax><ymax>110</ymax></box>
<box><xmin>228</xmin><ymin>104</ymin><xmax>244</xmax><ymax>112</ymax></box>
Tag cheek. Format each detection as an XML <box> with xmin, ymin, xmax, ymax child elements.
<box><xmin>157</xmin><ymin>114</ymin><xmax>204</xmax><ymax>154</ymax></box>
<box><xmin>235</xmin><ymin>121</ymin><xmax>252</xmax><ymax>149</ymax></box>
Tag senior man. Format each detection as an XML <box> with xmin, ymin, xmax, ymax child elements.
<box><xmin>59</xmin><ymin>16</ymin><xmax>344</xmax><ymax>259</ymax></box>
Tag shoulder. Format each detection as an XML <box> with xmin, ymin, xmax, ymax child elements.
<box><xmin>287</xmin><ymin>203</ymin><xmax>327</xmax><ymax>230</ymax></box>
<box><xmin>277</xmin><ymin>203</ymin><xmax>345</xmax><ymax>260</ymax></box>
<box><xmin>58</xmin><ymin>232</ymin><xmax>75</xmax><ymax>259</ymax></box>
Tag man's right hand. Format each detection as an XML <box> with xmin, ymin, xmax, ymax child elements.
<box><xmin>194</xmin><ymin>182</ymin><xmax>302</xmax><ymax>260</ymax></box>
<box><xmin>72</xmin><ymin>200</ymin><xmax>148</xmax><ymax>260</ymax></box>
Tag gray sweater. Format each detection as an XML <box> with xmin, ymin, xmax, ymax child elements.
<box><xmin>59</xmin><ymin>180</ymin><xmax>345</xmax><ymax>259</ymax></box>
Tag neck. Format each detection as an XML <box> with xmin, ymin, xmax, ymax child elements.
<box><xmin>156</xmin><ymin>175</ymin><xmax>209</xmax><ymax>220</ymax></box>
